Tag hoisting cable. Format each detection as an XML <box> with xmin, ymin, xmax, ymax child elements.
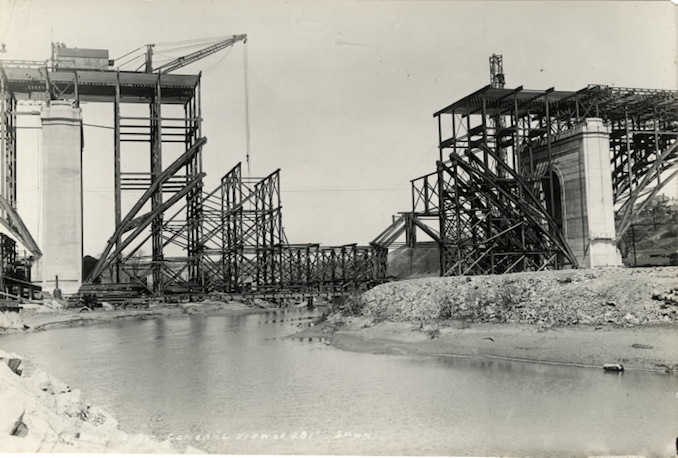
<box><xmin>113</xmin><ymin>45</ymin><xmax>145</xmax><ymax>65</ymax></box>
<box><xmin>1</xmin><ymin>0</ymin><xmax>16</xmax><ymax>46</ymax></box>
<box><xmin>243</xmin><ymin>37</ymin><xmax>251</xmax><ymax>177</ymax></box>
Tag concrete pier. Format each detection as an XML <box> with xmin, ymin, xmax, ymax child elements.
<box><xmin>533</xmin><ymin>118</ymin><xmax>621</xmax><ymax>268</ymax></box>
<box><xmin>36</xmin><ymin>101</ymin><xmax>83</xmax><ymax>295</ymax></box>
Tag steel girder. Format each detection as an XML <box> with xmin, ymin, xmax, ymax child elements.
<box><xmin>574</xmin><ymin>86</ymin><xmax>678</xmax><ymax>238</ymax></box>
<box><xmin>87</xmin><ymin>73</ymin><xmax>205</xmax><ymax>294</ymax></box>
<box><xmin>0</xmin><ymin>65</ymin><xmax>41</xmax><ymax>260</ymax></box>
<box><xmin>437</xmin><ymin>145</ymin><xmax>577</xmax><ymax>276</ymax></box>
<box><xmin>434</xmin><ymin>85</ymin><xmax>678</xmax><ymax>241</ymax></box>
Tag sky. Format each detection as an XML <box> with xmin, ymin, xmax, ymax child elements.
<box><xmin>1</xmin><ymin>0</ymin><xmax>676</xmax><ymax>257</ymax></box>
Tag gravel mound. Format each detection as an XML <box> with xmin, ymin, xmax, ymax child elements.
<box><xmin>356</xmin><ymin>267</ymin><xmax>678</xmax><ymax>328</ymax></box>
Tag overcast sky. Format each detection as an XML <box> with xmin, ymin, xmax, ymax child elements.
<box><xmin>2</xmin><ymin>0</ymin><xmax>676</xmax><ymax>257</ymax></box>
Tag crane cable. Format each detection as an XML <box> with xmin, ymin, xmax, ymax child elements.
<box><xmin>243</xmin><ymin>39</ymin><xmax>251</xmax><ymax>177</ymax></box>
<box><xmin>153</xmin><ymin>35</ymin><xmax>234</xmax><ymax>47</ymax></box>
<box><xmin>1</xmin><ymin>0</ymin><xmax>16</xmax><ymax>45</ymax></box>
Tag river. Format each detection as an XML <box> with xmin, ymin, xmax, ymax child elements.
<box><xmin>1</xmin><ymin>308</ymin><xmax>676</xmax><ymax>456</ymax></box>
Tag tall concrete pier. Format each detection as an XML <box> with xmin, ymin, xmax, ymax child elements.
<box><xmin>534</xmin><ymin>118</ymin><xmax>622</xmax><ymax>268</ymax></box>
<box><xmin>36</xmin><ymin>101</ymin><xmax>83</xmax><ymax>295</ymax></box>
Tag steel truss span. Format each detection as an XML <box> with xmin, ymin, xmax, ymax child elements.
<box><xmin>373</xmin><ymin>84</ymin><xmax>677</xmax><ymax>277</ymax></box>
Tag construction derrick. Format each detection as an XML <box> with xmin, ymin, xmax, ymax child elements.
<box><xmin>374</xmin><ymin>84</ymin><xmax>677</xmax><ymax>277</ymax></box>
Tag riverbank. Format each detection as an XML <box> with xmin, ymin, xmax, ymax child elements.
<box><xmin>0</xmin><ymin>299</ymin><xmax>281</xmax><ymax>334</ymax></box>
<box><xmin>323</xmin><ymin>319</ymin><xmax>678</xmax><ymax>372</ymax></box>
<box><xmin>0</xmin><ymin>349</ymin><xmax>204</xmax><ymax>453</ymax></box>
<box><xmin>302</xmin><ymin>267</ymin><xmax>678</xmax><ymax>373</ymax></box>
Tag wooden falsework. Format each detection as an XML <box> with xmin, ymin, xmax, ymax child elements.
<box><xmin>85</xmin><ymin>72</ymin><xmax>207</xmax><ymax>293</ymax></box>
<box><xmin>180</xmin><ymin>162</ymin><xmax>388</xmax><ymax>294</ymax></box>
<box><xmin>373</xmin><ymin>84</ymin><xmax>677</xmax><ymax>277</ymax></box>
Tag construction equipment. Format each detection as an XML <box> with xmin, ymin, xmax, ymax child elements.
<box><xmin>147</xmin><ymin>34</ymin><xmax>247</xmax><ymax>74</ymax></box>
<box><xmin>2</xmin><ymin>33</ymin><xmax>388</xmax><ymax>303</ymax></box>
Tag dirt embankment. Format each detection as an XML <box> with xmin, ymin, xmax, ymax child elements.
<box><xmin>309</xmin><ymin>267</ymin><xmax>678</xmax><ymax>372</ymax></box>
<box><xmin>358</xmin><ymin>267</ymin><xmax>678</xmax><ymax>327</ymax></box>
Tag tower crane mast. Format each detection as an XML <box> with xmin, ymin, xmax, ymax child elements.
<box><xmin>489</xmin><ymin>54</ymin><xmax>505</xmax><ymax>89</ymax></box>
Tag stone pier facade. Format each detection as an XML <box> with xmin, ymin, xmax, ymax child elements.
<box><xmin>532</xmin><ymin>118</ymin><xmax>621</xmax><ymax>268</ymax></box>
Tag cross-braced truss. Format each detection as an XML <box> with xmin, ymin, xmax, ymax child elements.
<box><xmin>1</xmin><ymin>61</ymin><xmax>210</xmax><ymax>295</ymax></box>
<box><xmin>436</xmin><ymin>145</ymin><xmax>575</xmax><ymax>276</ymax></box>
<box><xmin>1</xmin><ymin>51</ymin><xmax>388</xmax><ymax>299</ymax></box>
<box><xmin>169</xmin><ymin>163</ymin><xmax>386</xmax><ymax>295</ymax></box>
<box><xmin>374</xmin><ymin>84</ymin><xmax>677</xmax><ymax>277</ymax></box>
<box><xmin>0</xmin><ymin>65</ymin><xmax>41</xmax><ymax>261</ymax></box>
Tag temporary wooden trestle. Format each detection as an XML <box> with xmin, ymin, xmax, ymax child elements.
<box><xmin>159</xmin><ymin>162</ymin><xmax>388</xmax><ymax>295</ymax></box>
<box><xmin>373</xmin><ymin>84</ymin><xmax>677</xmax><ymax>277</ymax></box>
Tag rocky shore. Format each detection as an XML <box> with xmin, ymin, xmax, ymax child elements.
<box><xmin>0</xmin><ymin>349</ymin><xmax>204</xmax><ymax>453</ymax></box>
<box><xmin>0</xmin><ymin>298</ymin><xmax>299</xmax><ymax>454</ymax></box>
<box><xmin>308</xmin><ymin>267</ymin><xmax>678</xmax><ymax>372</ymax></box>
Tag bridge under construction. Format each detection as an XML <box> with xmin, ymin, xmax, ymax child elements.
<box><xmin>374</xmin><ymin>56</ymin><xmax>677</xmax><ymax>277</ymax></box>
<box><xmin>0</xmin><ymin>36</ymin><xmax>387</xmax><ymax>302</ymax></box>
<box><xmin>0</xmin><ymin>46</ymin><xmax>676</xmax><ymax>303</ymax></box>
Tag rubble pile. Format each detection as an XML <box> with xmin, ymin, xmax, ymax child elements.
<box><xmin>358</xmin><ymin>267</ymin><xmax>678</xmax><ymax>328</ymax></box>
<box><xmin>0</xmin><ymin>311</ymin><xmax>25</xmax><ymax>330</ymax></box>
<box><xmin>0</xmin><ymin>350</ymin><xmax>202</xmax><ymax>453</ymax></box>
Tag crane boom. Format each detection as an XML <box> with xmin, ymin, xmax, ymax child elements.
<box><xmin>153</xmin><ymin>34</ymin><xmax>247</xmax><ymax>74</ymax></box>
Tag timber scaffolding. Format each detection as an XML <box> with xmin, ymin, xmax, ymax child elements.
<box><xmin>373</xmin><ymin>84</ymin><xmax>678</xmax><ymax>277</ymax></box>
<box><xmin>0</xmin><ymin>58</ymin><xmax>387</xmax><ymax>300</ymax></box>
<box><xmin>85</xmin><ymin>159</ymin><xmax>388</xmax><ymax>299</ymax></box>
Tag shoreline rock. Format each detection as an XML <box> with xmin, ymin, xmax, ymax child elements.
<box><xmin>0</xmin><ymin>311</ymin><xmax>25</xmax><ymax>331</ymax></box>
<box><xmin>0</xmin><ymin>349</ymin><xmax>201</xmax><ymax>453</ymax></box>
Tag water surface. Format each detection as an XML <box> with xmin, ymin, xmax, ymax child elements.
<box><xmin>1</xmin><ymin>309</ymin><xmax>676</xmax><ymax>456</ymax></box>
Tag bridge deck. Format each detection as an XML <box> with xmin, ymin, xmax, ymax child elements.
<box><xmin>1</xmin><ymin>66</ymin><xmax>199</xmax><ymax>104</ymax></box>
